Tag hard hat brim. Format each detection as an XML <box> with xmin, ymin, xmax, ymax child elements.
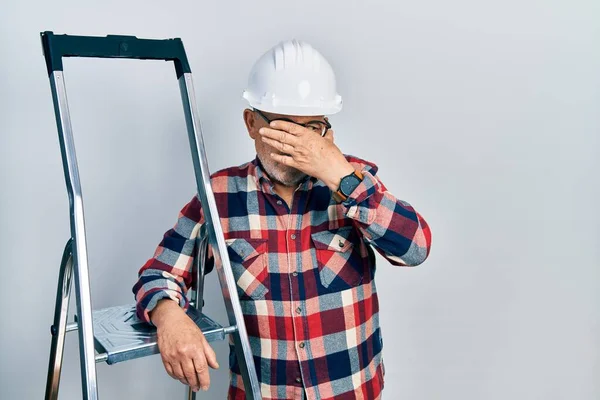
<box><xmin>243</xmin><ymin>92</ymin><xmax>343</xmax><ymax>116</ymax></box>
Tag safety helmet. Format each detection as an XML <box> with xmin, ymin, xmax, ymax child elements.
<box><xmin>242</xmin><ymin>39</ymin><xmax>343</xmax><ymax>116</ymax></box>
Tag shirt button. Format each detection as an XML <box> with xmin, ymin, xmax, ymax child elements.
<box><xmin>295</xmin><ymin>306</ymin><xmax>302</xmax><ymax>314</ymax></box>
<box><xmin>292</xmin><ymin>271</ymin><xmax>298</xmax><ymax>277</ymax></box>
<box><xmin>290</xmin><ymin>234</ymin><xmax>297</xmax><ymax>239</ymax></box>
<box><xmin>299</xmin><ymin>342</ymin><xmax>305</xmax><ymax>349</ymax></box>
<box><xmin>277</xmin><ymin>200</ymin><xmax>282</xmax><ymax>205</ymax></box>
<box><xmin>295</xmin><ymin>377</ymin><xmax>302</xmax><ymax>383</ymax></box>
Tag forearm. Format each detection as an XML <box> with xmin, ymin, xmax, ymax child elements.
<box><xmin>133</xmin><ymin>194</ymin><xmax>205</xmax><ymax>323</ymax></box>
<box><xmin>150</xmin><ymin>298</ymin><xmax>186</xmax><ymax>328</ymax></box>
<box><xmin>133</xmin><ymin>266</ymin><xmax>190</xmax><ymax>324</ymax></box>
<box><xmin>342</xmin><ymin>169</ymin><xmax>432</xmax><ymax>266</ymax></box>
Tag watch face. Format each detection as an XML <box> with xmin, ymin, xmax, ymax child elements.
<box><xmin>340</xmin><ymin>174</ymin><xmax>361</xmax><ymax>197</ymax></box>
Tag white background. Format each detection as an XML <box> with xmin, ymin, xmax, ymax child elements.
<box><xmin>0</xmin><ymin>0</ymin><xmax>598</xmax><ymax>399</ymax></box>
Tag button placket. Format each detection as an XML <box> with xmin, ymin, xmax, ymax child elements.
<box><xmin>285</xmin><ymin>188</ymin><xmax>312</xmax><ymax>394</ymax></box>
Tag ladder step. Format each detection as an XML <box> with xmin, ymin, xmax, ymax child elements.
<box><xmin>89</xmin><ymin>304</ymin><xmax>228</xmax><ymax>365</ymax></box>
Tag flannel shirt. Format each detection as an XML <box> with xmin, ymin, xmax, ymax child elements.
<box><xmin>133</xmin><ymin>155</ymin><xmax>432</xmax><ymax>400</ymax></box>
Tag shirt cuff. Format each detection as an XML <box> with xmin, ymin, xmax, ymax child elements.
<box><xmin>136</xmin><ymin>289</ymin><xmax>188</xmax><ymax>326</ymax></box>
<box><xmin>341</xmin><ymin>170</ymin><xmax>380</xmax><ymax>221</ymax></box>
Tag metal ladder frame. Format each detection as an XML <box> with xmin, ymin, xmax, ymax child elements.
<box><xmin>40</xmin><ymin>31</ymin><xmax>262</xmax><ymax>400</ymax></box>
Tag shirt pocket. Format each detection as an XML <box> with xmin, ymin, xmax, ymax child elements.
<box><xmin>225</xmin><ymin>238</ymin><xmax>269</xmax><ymax>300</ymax></box>
<box><xmin>311</xmin><ymin>226</ymin><xmax>364</xmax><ymax>291</ymax></box>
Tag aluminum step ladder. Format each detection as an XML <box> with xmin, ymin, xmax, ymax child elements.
<box><xmin>40</xmin><ymin>31</ymin><xmax>262</xmax><ymax>400</ymax></box>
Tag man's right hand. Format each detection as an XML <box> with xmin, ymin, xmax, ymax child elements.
<box><xmin>150</xmin><ymin>299</ymin><xmax>219</xmax><ymax>392</ymax></box>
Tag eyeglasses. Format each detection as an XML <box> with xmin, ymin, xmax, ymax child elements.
<box><xmin>254</xmin><ymin>109</ymin><xmax>331</xmax><ymax>137</ymax></box>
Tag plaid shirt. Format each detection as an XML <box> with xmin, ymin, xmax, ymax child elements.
<box><xmin>133</xmin><ymin>155</ymin><xmax>432</xmax><ymax>400</ymax></box>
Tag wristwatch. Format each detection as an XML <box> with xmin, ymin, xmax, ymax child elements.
<box><xmin>333</xmin><ymin>170</ymin><xmax>364</xmax><ymax>202</ymax></box>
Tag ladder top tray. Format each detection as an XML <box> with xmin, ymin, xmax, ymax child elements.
<box><xmin>89</xmin><ymin>304</ymin><xmax>224</xmax><ymax>365</ymax></box>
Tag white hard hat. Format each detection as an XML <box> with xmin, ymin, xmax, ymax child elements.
<box><xmin>243</xmin><ymin>39</ymin><xmax>343</xmax><ymax>116</ymax></box>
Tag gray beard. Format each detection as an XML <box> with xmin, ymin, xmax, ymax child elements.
<box><xmin>257</xmin><ymin>153</ymin><xmax>307</xmax><ymax>187</ymax></box>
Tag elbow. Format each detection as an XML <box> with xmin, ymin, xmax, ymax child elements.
<box><xmin>402</xmin><ymin>244</ymin><xmax>430</xmax><ymax>266</ymax></box>
<box><xmin>385</xmin><ymin>243</ymin><xmax>430</xmax><ymax>267</ymax></box>
<box><xmin>397</xmin><ymin>226</ymin><xmax>432</xmax><ymax>266</ymax></box>
<box><xmin>406</xmin><ymin>218</ymin><xmax>432</xmax><ymax>266</ymax></box>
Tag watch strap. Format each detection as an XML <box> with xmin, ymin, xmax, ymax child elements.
<box><xmin>333</xmin><ymin>169</ymin><xmax>364</xmax><ymax>202</ymax></box>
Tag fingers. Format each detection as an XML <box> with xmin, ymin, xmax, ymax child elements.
<box><xmin>164</xmin><ymin>352</ymin><xmax>213</xmax><ymax>392</ymax></box>
<box><xmin>259</xmin><ymin>127</ymin><xmax>301</xmax><ymax>146</ymax></box>
<box><xmin>165</xmin><ymin>362</ymin><xmax>176</xmax><ymax>380</ymax></box>
<box><xmin>183</xmin><ymin>359</ymin><xmax>200</xmax><ymax>391</ymax></box>
<box><xmin>261</xmin><ymin>136</ymin><xmax>295</xmax><ymax>154</ymax></box>
<box><xmin>193</xmin><ymin>354</ymin><xmax>210</xmax><ymax>391</ymax></box>
<box><xmin>161</xmin><ymin>340</ymin><xmax>218</xmax><ymax>391</ymax></box>
<box><xmin>157</xmin><ymin>311</ymin><xmax>220</xmax><ymax>393</ymax></box>
<box><xmin>269</xmin><ymin>120</ymin><xmax>306</xmax><ymax>135</ymax></box>
<box><xmin>191</xmin><ymin>338</ymin><xmax>218</xmax><ymax>391</ymax></box>
<box><xmin>202</xmin><ymin>339</ymin><xmax>219</xmax><ymax>369</ymax></box>
<box><xmin>163</xmin><ymin>352</ymin><xmax>211</xmax><ymax>391</ymax></box>
<box><xmin>171</xmin><ymin>362</ymin><xmax>189</xmax><ymax>386</ymax></box>
<box><xmin>270</xmin><ymin>152</ymin><xmax>296</xmax><ymax>166</ymax></box>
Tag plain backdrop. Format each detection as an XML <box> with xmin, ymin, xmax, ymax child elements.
<box><xmin>1</xmin><ymin>1</ymin><xmax>598</xmax><ymax>399</ymax></box>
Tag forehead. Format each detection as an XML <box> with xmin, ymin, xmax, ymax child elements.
<box><xmin>262</xmin><ymin>110</ymin><xmax>325</xmax><ymax>123</ymax></box>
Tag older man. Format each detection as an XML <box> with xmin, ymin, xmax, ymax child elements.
<box><xmin>133</xmin><ymin>39</ymin><xmax>432</xmax><ymax>400</ymax></box>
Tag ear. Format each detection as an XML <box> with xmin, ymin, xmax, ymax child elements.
<box><xmin>243</xmin><ymin>108</ymin><xmax>258</xmax><ymax>139</ymax></box>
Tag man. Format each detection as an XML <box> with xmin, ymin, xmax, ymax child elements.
<box><xmin>133</xmin><ymin>39</ymin><xmax>432</xmax><ymax>400</ymax></box>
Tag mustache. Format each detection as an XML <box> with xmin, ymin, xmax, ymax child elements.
<box><xmin>257</xmin><ymin>153</ymin><xmax>306</xmax><ymax>186</ymax></box>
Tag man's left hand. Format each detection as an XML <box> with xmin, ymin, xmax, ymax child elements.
<box><xmin>259</xmin><ymin>120</ymin><xmax>355</xmax><ymax>191</ymax></box>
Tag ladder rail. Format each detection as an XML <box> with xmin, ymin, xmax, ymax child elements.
<box><xmin>48</xmin><ymin>71</ymin><xmax>100</xmax><ymax>400</ymax></box>
<box><xmin>179</xmin><ymin>74</ymin><xmax>262</xmax><ymax>399</ymax></box>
